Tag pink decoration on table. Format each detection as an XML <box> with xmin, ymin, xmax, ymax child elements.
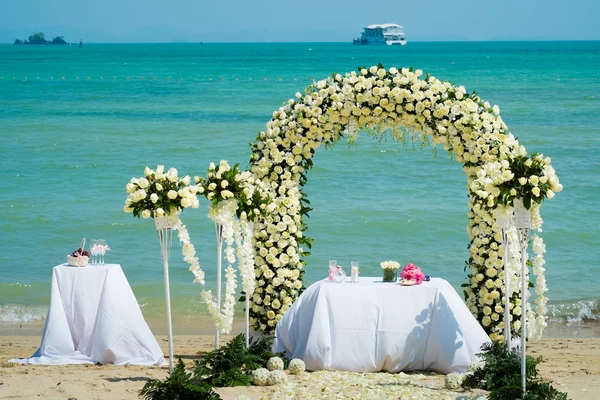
<box><xmin>400</xmin><ymin>263</ymin><xmax>425</xmax><ymax>285</ymax></box>
<box><xmin>328</xmin><ymin>265</ymin><xmax>336</xmax><ymax>281</ymax></box>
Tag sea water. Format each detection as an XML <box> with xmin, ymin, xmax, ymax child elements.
<box><xmin>0</xmin><ymin>42</ymin><xmax>599</xmax><ymax>334</ymax></box>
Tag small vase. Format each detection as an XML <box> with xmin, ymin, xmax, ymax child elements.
<box><xmin>382</xmin><ymin>269</ymin><xmax>397</xmax><ymax>283</ymax></box>
<box><xmin>333</xmin><ymin>267</ymin><xmax>346</xmax><ymax>283</ymax></box>
<box><xmin>154</xmin><ymin>213</ymin><xmax>179</xmax><ymax>230</ymax></box>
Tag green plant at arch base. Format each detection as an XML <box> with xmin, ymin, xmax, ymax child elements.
<box><xmin>243</xmin><ymin>64</ymin><xmax>562</xmax><ymax>337</ymax></box>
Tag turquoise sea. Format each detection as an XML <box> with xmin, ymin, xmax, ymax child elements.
<box><xmin>1</xmin><ymin>42</ymin><xmax>599</xmax><ymax>335</ymax></box>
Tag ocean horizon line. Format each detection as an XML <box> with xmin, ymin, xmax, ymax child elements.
<box><xmin>3</xmin><ymin>39</ymin><xmax>600</xmax><ymax>45</ymax></box>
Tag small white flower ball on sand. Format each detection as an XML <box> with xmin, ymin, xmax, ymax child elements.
<box><xmin>252</xmin><ymin>368</ymin><xmax>270</xmax><ymax>386</ymax></box>
<box><xmin>267</xmin><ymin>356</ymin><xmax>284</xmax><ymax>371</ymax></box>
<box><xmin>267</xmin><ymin>369</ymin><xmax>288</xmax><ymax>385</ymax></box>
<box><xmin>288</xmin><ymin>358</ymin><xmax>306</xmax><ymax>374</ymax></box>
<box><xmin>444</xmin><ymin>372</ymin><xmax>465</xmax><ymax>389</ymax></box>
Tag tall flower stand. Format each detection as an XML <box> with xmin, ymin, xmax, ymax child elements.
<box><xmin>513</xmin><ymin>200</ymin><xmax>531</xmax><ymax>399</ymax></box>
<box><xmin>496</xmin><ymin>201</ymin><xmax>531</xmax><ymax>399</ymax></box>
<box><xmin>155</xmin><ymin>214</ymin><xmax>177</xmax><ymax>373</ymax></box>
<box><xmin>214</xmin><ymin>222</ymin><xmax>224</xmax><ymax>350</ymax></box>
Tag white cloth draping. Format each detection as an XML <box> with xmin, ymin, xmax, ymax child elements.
<box><xmin>273</xmin><ymin>277</ymin><xmax>489</xmax><ymax>374</ymax></box>
<box><xmin>10</xmin><ymin>264</ymin><xmax>165</xmax><ymax>366</ymax></box>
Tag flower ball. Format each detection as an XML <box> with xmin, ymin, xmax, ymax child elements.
<box><xmin>288</xmin><ymin>358</ymin><xmax>305</xmax><ymax>375</ymax></box>
<box><xmin>267</xmin><ymin>356</ymin><xmax>284</xmax><ymax>371</ymax></box>
<box><xmin>467</xmin><ymin>361</ymin><xmax>485</xmax><ymax>373</ymax></box>
<box><xmin>267</xmin><ymin>369</ymin><xmax>288</xmax><ymax>386</ymax></box>
<box><xmin>444</xmin><ymin>372</ymin><xmax>465</xmax><ymax>389</ymax></box>
<box><xmin>252</xmin><ymin>368</ymin><xmax>270</xmax><ymax>386</ymax></box>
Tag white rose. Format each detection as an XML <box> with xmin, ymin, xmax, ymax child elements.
<box><xmin>208</xmin><ymin>182</ymin><xmax>217</xmax><ymax>191</ymax></box>
<box><xmin>181</xmin><ymin>197</ymin><xmax>191</xmax><ymax>208</ymax></box>
<box><xmin>167</xmin><ymin>168</ymin><xmax>178</xmax><ymax>182</ymax></box>
<box><xmin>125</xmin><ymin>183</ymin><xmax>136</xmax><ymax>193</ymax></box>
<box><xmin>141</xmin><ymin>209</ymin><xmax>151</xmax><ymax>219</ymax></box>
<box><xmin>144</xmin><ymin>166</ymin><xmax>153</xmax><ymax>177</ymax></box>
<box><xmin>155</xmin><ymin>207</ymin><xmax>165</xmax><ymax>216</ymax></box>
<box><xmin>155</xmin><ymin>182</ymin><xmax>163</xmax><ymax>191</ymax></box>
<box><xmin>138</xmin><ymin>177</ymin><xmax>149</xmax><ymax>189</ymax></box>
<box><xmin>180</xmin><ymin>175</ymin><xmax>191</xmax><ymax>185</ymax></box>
<box><xmin>221</xmin><ymin>180</ymin><xmax>229</xmax><ymax>188</ymax></box>
<box><xmin>518</xmin><ymin>177</ymin><xmax>527</xmax><ymax>186</ymax></box>
<box><xmin>167</xmin><ymin>190</ymin><xmax>178</xmax><ymax>200</ymax></box>
<box><xmin>546</xmin><ymin>189</ymin><xmax>555</xmax><ymax>199</ymax></box>
<box><xmin>150</xmin><ymin>193</ymin><xmax>158</xmax><ymax>203</ymax></box>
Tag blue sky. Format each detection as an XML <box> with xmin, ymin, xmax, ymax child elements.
<box><xmin>1</xmin><ymin>0</ymin><xmax>598</xmax><ymax>43</ymax></box>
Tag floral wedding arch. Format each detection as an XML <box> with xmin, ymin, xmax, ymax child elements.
<box><xmin>125</xmin><ymin>64</ymin><xmax>562</xmax><ymax>342</ymax></box>
<box><xmin>244</xmin><ymin>65</ymin><xmax>562</xmax><ymax>339</ymax></box>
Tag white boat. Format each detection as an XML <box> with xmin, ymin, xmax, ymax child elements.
<box><xmin>353</xmin><ymin>23</ymin><xmax>407</xmax><ymax>46</ymax></box>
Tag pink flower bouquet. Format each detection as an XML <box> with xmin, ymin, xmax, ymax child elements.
<box><xmin>400</xmin><ymin>263</ymin><xmax>425</xmax><ymax>285</ymax></box>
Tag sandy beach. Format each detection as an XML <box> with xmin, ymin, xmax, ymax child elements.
<box><xmin>0</xmin><ymin>322</ymin><xmax>598</xmax><ymax>400</ymax></box>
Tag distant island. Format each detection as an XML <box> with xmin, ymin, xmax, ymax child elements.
<box><xmin>14</xmin><ymin>32</ymin><xmax>68</xmax><ymax>45</ymax></box>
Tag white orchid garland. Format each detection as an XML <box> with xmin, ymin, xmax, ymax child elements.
<box><xmin>244</xmin><ymin>64</ymin><xmax>562</xmax><ymax>336</ymax></box>
<box><xmin>186</xmin><ymin>161</ymin><xmax>268</xmax><ymax>333</ymax></box>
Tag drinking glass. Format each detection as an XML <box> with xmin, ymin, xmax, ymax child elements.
<box><xmin>98</xmin><ymin>239</ymin><xmax>106</xmax><ymax>265</ymax></box>
<box><xmin>351</xmin><ymin>261</ymin><xmax>360</xmax><ymax>283</ymax></box>
<box><xmin>90</xmin><ymin>240</ymin><xmax>98</xmax><ymax>265</ymax></box>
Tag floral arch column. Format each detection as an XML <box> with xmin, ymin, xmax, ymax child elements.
<box><xmin>247</xmin><ymin>65</ymin><xmax>562</xmax><ymax>339</ymax></box>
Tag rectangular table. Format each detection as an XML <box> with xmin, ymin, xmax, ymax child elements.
<box><xmin>273</xmin><ymin>277</ymin><xmax>490</xmax><ymax>374</ymax></box>
<box><xmin>10</xmin><ymin>264</ymin><xmax>165</xmax><ymax>366</ymax></box>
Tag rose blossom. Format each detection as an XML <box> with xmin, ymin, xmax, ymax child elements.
<box><xmin>400</xmin><ymin>263</ymin><xmax>425</xmax><ymax>284</ymax></box>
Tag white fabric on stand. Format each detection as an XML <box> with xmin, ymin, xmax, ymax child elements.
<box><xmin>274</xmin><ymin>277</ymin><xmax>489</xmax><ymax>374</ymax></box>
<box><xmin>10</xmin><ymin>264</ymin><xmax>165</xmax><ymax>366</ymax></box>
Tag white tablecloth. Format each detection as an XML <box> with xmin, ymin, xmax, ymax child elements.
<box><xmin>10</xmin><ymin>264</ymin><xmax>165</xmax><ymax>366</ymax></box>
<box><xmin>273</xmin><ymin>277</ymin><xmax>489</xmax><ymax>374</ymax></box>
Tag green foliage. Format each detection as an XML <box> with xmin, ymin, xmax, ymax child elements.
<box><xmin>139</xmin><ymin>334</ymin><xmax>289</xmax><ymax>399</ymax></box>
<box><xmin>194</xmin><ymin>333</ymin><xmax>289</xmax><ymax>387</ymax></box>
<box><xmin>462</xmin><ymin>342</ymin><xmax>568</xmax><ymax>400</ymax></box>
<box><xmin>139</xmin><ymin>358</ymin><xmax>220</xmax><ymax>400</ymax></box>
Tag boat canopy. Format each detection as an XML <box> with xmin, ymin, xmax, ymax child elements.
<box><xmin>365</xmin><ymin>23</ymin><xmax>404</xmax><ymax>30</ymax></box>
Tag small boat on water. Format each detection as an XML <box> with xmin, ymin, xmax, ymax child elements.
<box><xmin>353</xmin><ymin>23</ymin><xmax>407</xmax><ymax>46</ymax></box>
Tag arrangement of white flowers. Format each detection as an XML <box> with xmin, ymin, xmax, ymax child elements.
<box><xmin>267</xmin><ymin>370</ymin><xmax>288</xmax><ymax>385</ymax></box>
<box><xmin>380</xmin><ymin>260</ymin><xmax>401</xmax><ymax>271</ymax></box>
<box><xmin>189</xmin><ymin>160</ymin><xmax>271</xmax><ymax>334</ymax></box>
<box><xmin>444</xmin><ymin>372</ymin><xmax>466</xmax><ymax>389</ymax></box>
<box><xmin>252</xmin><ymin>367</ymin><xmax>270</xmax><ymax>386</ymax></box>
<box><xmin>196</xmin><ymin>160</ymin><xmax>270</xmax><ymax>221</ymax></box>
<box><xmin>242</xmin><ymin>64</ymin><xmax>561</xmax><ymax>339</ymax></box>
<box><xmin>288</xmin><ymin>358</ymin><xmax>306</xmax><ymax>375</ymax></box>
<box><xmin>124</xmin><ymin>165</ymin><xmax>200</xmax><ymax>218</ymax></box>
<box><xmin>267</xmin><ymin>356</ymin><xmax>284</xmax><ymax>371</ymax></box>
<box><xmin>267</xmin><ymin>369</ymin><xmax>476</xmax><ymax>399</ymax></box>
